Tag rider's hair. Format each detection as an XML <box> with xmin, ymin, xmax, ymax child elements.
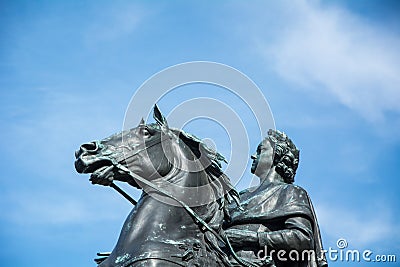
<box><xmin>266</xmin><ymin>129</ymin><xmax>300</xmax><ymax>184</ymax></box>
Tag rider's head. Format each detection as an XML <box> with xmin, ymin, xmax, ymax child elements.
<box><xmin>267</xmin><ymin>129</ymin><xmax>299</xmax><ymax>184</ymax></box>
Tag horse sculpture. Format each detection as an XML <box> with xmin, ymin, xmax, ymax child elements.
<box><xmin>75</xmin><ymin>105</ymin><xmax>246</xmax><ymax>267</ymax></box>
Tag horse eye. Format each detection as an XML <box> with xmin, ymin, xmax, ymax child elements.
<box><xmin>142</xmin><ymin>128</ymin><xmax>151</xmax><ymax>137</ymax></box>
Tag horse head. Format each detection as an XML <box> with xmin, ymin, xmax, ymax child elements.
<box><xmin>74</xmin><ymin>105</ymin><xmax>180</xmax><ymax>189</ymax></box>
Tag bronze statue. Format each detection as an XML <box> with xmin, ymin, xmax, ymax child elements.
<box><xmin>75</xmin><ymin>105</ymin><xmax>327</xmax><ymax>267</ymax></box>
<box><xmin>224</xmin><ymin>129</ymin><xmax>328</xmax><ymax>267</ymax></box>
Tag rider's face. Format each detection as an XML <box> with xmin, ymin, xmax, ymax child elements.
<box><xmin>251</xmin><ymin>139</ymin><xmax>274</xmax><ymax>178</ymax></box>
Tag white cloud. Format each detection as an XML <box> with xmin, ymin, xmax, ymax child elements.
<box><xmin>256</xmin><ymin>0</ymin><xmax>400</xmax><ymax>122</ymax></box>
<box><xmin>84</xmin><ymin>3</ymin><xmax>149</xmax><ymax>44</ymax></box>
<box><xmin>3</xmin><ymin>87</ymin><xmax>124</xmax><ymax>176</ymax></box>
<box><xmin>2</xmin><ymin>189</ymin><xmax>132</xmax><ymax>225</ymax></box>
<box><xmin>9</xmin><ymin>195</ymin><xmax>92</xmax><ymax>225</ymax></box>
<box><xmin>315</xmin><ymin>202</ymin><xmax>399</xmax><ymax>248</ymax></box>
<box><xmin>1</xmin><ymin>87</ymin><xmax>136</xmax><ymax>226</ymax></box>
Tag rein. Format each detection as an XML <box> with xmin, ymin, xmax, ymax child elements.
<box><xmin>113</xmin><ymin>133</ymin><xmax>172</xmax><ymax>164</ymax></box>
<box><xmin>110</xmin><ymin>133</ymin><xmax>257</xmax><ymax>267</ymax></box>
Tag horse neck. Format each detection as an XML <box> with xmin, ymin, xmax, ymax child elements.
<box><xmin>136</xmin><ymin>184</ymin><xmax>224</xmax><ymax>233</ymax></box>
<box><xmin>173</xmin><ymin>170</ymin><xmax>224</xmax><ymax>227</ymax></box>
<box><xmin>166</xmin><ymin>141</ymin><xmax>211</xmax><ymax>188</ymax></box>
<box><xmin>137</xmin><ymin>141</ymin><xmax>224</xmax><ymax>227</ymax></box>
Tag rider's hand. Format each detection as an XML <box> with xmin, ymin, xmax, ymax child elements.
<box><xmin>224</xmin><ymin>228</ymin><xmax>258</xmax><ymax>248</ymax></box>
<box><xmin>90</xmin><ymin>165</ymin><xmax>114</xmax><ymax>186</ymax></box>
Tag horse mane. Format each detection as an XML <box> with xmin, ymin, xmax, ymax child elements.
<box><xmin>174</xmin><ymin>128</ymin><xmax>241</xmax><ymax>221</ymax></box>
<box><xmin>147</xmin><ymin>123</ymin><xmax>241</xmax><ymax>218</ymax></box>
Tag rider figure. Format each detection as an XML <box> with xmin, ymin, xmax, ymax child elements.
<box><xmin>224</xmin><ymin>129</ymin><xmax>328</xmax><ymax>267</ymax></box>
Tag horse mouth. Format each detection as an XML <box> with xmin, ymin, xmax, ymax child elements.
<box><xmin>75</xmin><ymin>157</ymin><xmax>113</xmax><ymax>174</ymax></box>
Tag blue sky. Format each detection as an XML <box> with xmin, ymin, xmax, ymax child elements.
<box><xmin>1</xmin><ymin>1</ymin><xmax>399</xmax><ymax>266</ymax></box>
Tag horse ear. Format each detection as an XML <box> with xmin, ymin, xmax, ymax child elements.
<box><xmin>138</xmin><ymin>117</ymin><xmax>145</xmax><ymax>126</ymax></box>
<box><xmin>153</xmin><ymin>104</ymin><xmax>169</xmax><ymax>128</ymax></box>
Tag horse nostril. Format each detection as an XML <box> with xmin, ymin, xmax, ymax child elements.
<box><xmin>81</xmin><ymin>141</ymin><xmax>98</xmax><ymax>152</ymax></box>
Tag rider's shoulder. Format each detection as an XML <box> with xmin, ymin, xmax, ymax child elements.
<box><xmin>281</xmin><ymin>183</ymin><xmax>309</xmax><ymax>197</ymax></box>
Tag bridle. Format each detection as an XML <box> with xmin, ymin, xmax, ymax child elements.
<box><xmin>111</xmin><ymin>131</ymin><xmax>173</xmax><ymax>165</ymax></box>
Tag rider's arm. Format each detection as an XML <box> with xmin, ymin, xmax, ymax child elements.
<box><xmin>258</xmin><ymin>216</ymin><xmax>313</xmax><ymax>251</ymax></box>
